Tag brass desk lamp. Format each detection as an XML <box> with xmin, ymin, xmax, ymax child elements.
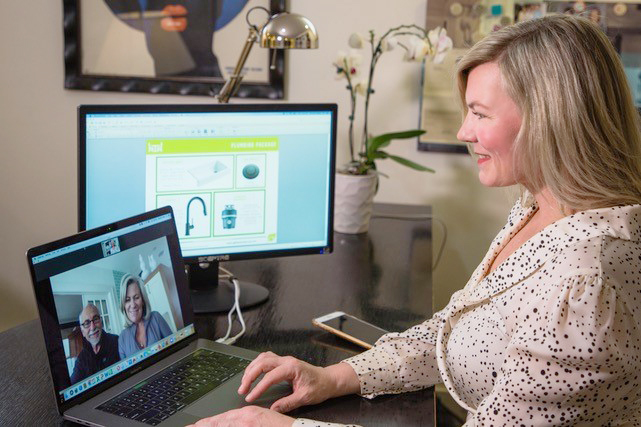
<box><xmin>217</xmin><ymin>7</ymin><xmax>318</xmax><ymax>103</ymax></box>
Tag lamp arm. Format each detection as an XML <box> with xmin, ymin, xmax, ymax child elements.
<box><xmin>217</xmin><ymin>27</ymin><xmax>259</xmax><ymax>103</ymax></box>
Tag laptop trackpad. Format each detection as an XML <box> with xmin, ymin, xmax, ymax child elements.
<box><xmin>184</xmin><ymin>375</ymin><xmax>292</xmax><ymax>418</ymax></box>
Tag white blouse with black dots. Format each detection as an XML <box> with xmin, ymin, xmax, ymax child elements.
<box><xmin>294</xmin><ymin>201</ymin><xmax>641</xmax><ymax>427</ymax></box>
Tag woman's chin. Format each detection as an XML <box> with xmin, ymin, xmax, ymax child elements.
<box><xmin>478</xmin><ymin>174</ymin><xmax>497</xmax><ymax>187</ymax></box>
<box><xmin>478</xmin><ymin>171</ymin><xmax>512</xmax><ymax>187</ymax></box>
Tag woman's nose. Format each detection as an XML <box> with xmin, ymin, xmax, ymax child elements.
<box><xmin>456</xmin><ymin>114</ymin><xmax>476</xmax><ymax>144</ymax></box>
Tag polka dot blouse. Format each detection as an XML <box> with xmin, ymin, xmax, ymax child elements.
<box><xmin>294</xmin><ymin>201</ymin><xmax>641</xmax><ymax>427</ymax></box>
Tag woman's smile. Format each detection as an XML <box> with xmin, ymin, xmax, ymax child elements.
<box><xmin>127</xmin><ymin>304</ymin><xmax>140</xmax><ymax>321</ymax></box>
<box><xmin>125</xmin><ymin>282</ymin><xmax>144</xmax><ymax>324</ymax></box>
<box><xmin>476</xmin><ymin>153</ymin><xmax>491</xmax><ymax>165</ymax></box>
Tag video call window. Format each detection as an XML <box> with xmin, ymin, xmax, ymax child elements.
<box><xmin>50</xmin><ymin>236</ymin><xmax>183</xmax><ymax>385</ymax></box>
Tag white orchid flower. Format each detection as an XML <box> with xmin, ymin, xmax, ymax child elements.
<box><xmin>345</xmin><ymin>50</ymin><xmax>363</xmax><ymax>75</ymax></box>
<box><xmin>334</xmin><ymin>50</ymin><xmax>363</xmax><ymax>80</ymax></box>
<box><xmin>348</xmin><ymin>33</ymin><xmax>366</xmax><ymax>49</ymax></box>
<box><xmin>427</xmin><ymin>27</ymin><xmax>453</xmax><ymax>64</ymax></box>
<box><xmin>354</xmin><ymin>79</ymin><xmax>369</xmax><ymax>96</ymax></box>
<box><xmin>333</xmin><ymin>50</ymin><xmax>347</xmax><ymax>69</ymax></box>
<box><xmin>404</xmin><ymin>37</ymin><xmax>432</xmax><ymax>62</ymax></box>
<box><xmin>380</xmin><ymin>36</ymin><xmax>398</xmax><ymax>52</ymax></box>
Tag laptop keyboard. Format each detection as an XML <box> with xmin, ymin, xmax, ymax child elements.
<box><xmin>96</xmin><ymin>349</ymin><xmax>251</xmax><ymax>426</ymax></box>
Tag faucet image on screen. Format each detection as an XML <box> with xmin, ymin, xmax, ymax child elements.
<box><xmin>186</xmin><ymin>196</ymin><xmax>207</xmax><ymax>236</ymax></box>
<box><xmin>222</xmin><ymin>204</ymin><xmax>237</xmax><ymax>229</ymax></box>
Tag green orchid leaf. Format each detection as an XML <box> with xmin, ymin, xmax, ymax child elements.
<box><xmin>372</xmin><ymin>151</ymin><xmax>389</xmax><ymax>159</ymax></box>
<box><xmin>387</xmin><ymin>154</ymin><xmax>435</xmax><ymax>172</ymax></box>
<box><xmin>367</xmin><ymin>129</ymin><xmax>426</xmax><ymax>156</ymax></box>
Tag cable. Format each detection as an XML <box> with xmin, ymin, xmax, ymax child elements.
<box><xmin>225</xmin><ymin>277</ymin><xmax>246</xmax><ymax>345</ymax></box>
<box><xmin>214</xmin><ymin>268</ymin><xmax>234</xmax><ymax>343</ymax></box>
<box><xmin>215</xmin><ymin>266</ymin><xmax>246</xmax><ymax>345</ymax></box>
<box><xmin>371</xmin><ymin>212</ymin><xmax>447</xmax><ymax>270</ymax></box>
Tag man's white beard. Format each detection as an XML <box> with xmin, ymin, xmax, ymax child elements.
<box><xmin>87</xmin><ymin>329</ymin><xmax>101</xmax><ymax>348</ymax></box>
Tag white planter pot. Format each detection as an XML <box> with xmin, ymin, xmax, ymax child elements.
<box><xmin>334</xmin><ymin>171</ymin><xmax>377</xmax><ymax>234</ymax></box>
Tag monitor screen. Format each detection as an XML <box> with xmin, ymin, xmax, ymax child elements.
<box><xmin>79</xmin><ymin>104</ymin><xmax>336</xmax><ymax>264</ymax></box>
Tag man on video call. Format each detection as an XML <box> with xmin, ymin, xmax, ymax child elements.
<box><xmin>70</xmin><ymin>304</ymin><xmax>120</xmax><ymax>384</ymax></box>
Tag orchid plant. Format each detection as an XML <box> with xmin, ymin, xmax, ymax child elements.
<box><xmin>334</xmin><ymin>25</ymin><xmax>453</xmax><ymax>176</ymax></box>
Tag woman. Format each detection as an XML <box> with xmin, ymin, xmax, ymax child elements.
<box><xmin>118</xmin><ymin>274</ymin><xmax>173</xmax><ymax>359</ymax></box>
<box><xmin>190</xmin><ymin>14</ymin><xmax>641</xmax><ymax>427</ymax></box>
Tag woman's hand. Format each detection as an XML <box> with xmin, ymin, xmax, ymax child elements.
<box><xmin>186</xmin><ymin>406</ymin><xmax>294</xmax><ymax>427</ymax></box>
<box><xmin>239</xmin><ymin>352</ymin><xmax>361</xmax><ymax>413</ymax></box>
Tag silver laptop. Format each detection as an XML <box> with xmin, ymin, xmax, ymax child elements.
<box><xmin>27</xmin><ymin>206</ymin><xmax>289</xmax><ymax>426</ymax></box>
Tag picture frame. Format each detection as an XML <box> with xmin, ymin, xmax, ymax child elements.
<box><xmin>418</xmin><ymin>0</ymin><xmax>475</xmax><ymax>153</ymax></box>
<box><xmin>63</xmin><ymin>0</ymin><xmax>286</xmax><ymax>99</ymax></box>
<box><xmin>418</xmin><ymin>47</ymin><xmax>468</xmax><ymax>153</ymax></box>
<box><xmin>418</xmin><ymin>0</ymin><xmax>641</xmax><ymax>152</ymax></box>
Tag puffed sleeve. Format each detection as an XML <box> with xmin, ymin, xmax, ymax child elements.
<box><xmin>464</xmin><ymin>273</ymin><xmax>641</xmax><ymax>426</ymax></box>
<box><xmin>342</xmin><ymin>290</ymin><xmax>464</xmax><ymax>398</ymax></box>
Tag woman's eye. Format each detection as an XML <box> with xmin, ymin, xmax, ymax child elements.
<box><xmin>472</xmin><ymin>111</ymin><xmax>486</xmax><ymax>119</ymax></box>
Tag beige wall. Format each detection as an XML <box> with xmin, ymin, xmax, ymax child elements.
<box><xmin>0</xmin><ymin>0</ymin><xmax>514</xmax><ymax>332</ymax></box>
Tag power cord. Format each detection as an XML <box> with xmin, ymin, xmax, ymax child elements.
<box><xmin>215</xmin><ymin>265</ymin><xmax>246</xmax><ymax>345</ymax></box>
<box><xmin>371</xmin><ymin>213</ymin><xmax>447</xmax><ymax>270</ymax></box>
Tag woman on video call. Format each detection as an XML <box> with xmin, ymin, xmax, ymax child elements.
<box><xmin>189</xmin><ymin>14</ymin><xmax>641</xmax><ymax>426</ymax></box>
<box><xmin>118</xmin><ymin>274</ymin><xmax>173</xmax><ymax>359</ymax></box>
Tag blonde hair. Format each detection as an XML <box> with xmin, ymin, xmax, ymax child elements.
<box><xmin>119</xmin><ymin>274</ymin><xmax>151</xmax><ymax>326</ymax></box>
<box><xmin>456</xmin><ymin>14</ymin><xmax>641</xmax><ymax>211</ymax></box>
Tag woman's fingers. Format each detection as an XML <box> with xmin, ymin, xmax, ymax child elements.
<box><xmin>246</xmin><ymin>351</ymin><xmax>277</xmax><ymax>369</ymax></box>
<box><xmin>238</xmin><ymin>352</ymin><xmax>281</xmax><ymax>394</ymax></box>
<box><xmin>270</xmin><ymin>392</ymin><xmax>307</xmax><ymax>414</ymax></box>
<box><xmin>244</xmin><ymin>364</ymin><xmax>292</xmax><ymax>402</ymax></box>
<box><xmin>236</xmin><ymin>353</ymin><xmax>335</xmax><ymax>414</ymax></box>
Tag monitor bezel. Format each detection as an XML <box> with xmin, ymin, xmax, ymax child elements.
<box><xmin>78</xmin><ymin>103</ymin><xmax>337</xmax><ymax>265</ymax></box>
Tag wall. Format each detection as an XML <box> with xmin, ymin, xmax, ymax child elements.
<box><xmin>0</xmin><ymin>0</ymin><xmax>514</xmax><ymax>332</ymax></box>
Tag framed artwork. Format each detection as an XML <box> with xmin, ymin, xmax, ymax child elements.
<box><xmin>418</xmin><ymin>0</ymin><xmax>641</xmax><ymax>152</ymax></box>
<box><xmin>63</xmin><ymin>0</ymin><xmax>286</xmax><ymax>99</ymax></box>
<box><xmin>418</xmin><ymin>0</ymin><xmax>483</xmax><ymax>153</ymax></box>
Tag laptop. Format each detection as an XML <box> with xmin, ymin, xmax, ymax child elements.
<box><xmin>27</xmin><ymin>206</ymin><xmax>289</xmax><ymax>426</ymax></box>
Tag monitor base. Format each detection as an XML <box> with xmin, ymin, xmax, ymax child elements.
<box><xmin>187</xmin><ymin>261</ymin><xmax>270</xmax><ymax>313</ymax></box>
<box><xmin>190</xmin><ymin>280</ymin><xmax>269</xmax><ymax>314</ymax></box>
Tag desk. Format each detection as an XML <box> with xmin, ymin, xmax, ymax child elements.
<box><xmin>0</xmin><ymin>203</ymin><xmax>436</xmax><ymax>426</ymax></box>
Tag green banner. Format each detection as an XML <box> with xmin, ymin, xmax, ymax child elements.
<box><xmin>146</xmin><ymin>137</ymin><xmax>279</xmax><ymax>154</ymax></box>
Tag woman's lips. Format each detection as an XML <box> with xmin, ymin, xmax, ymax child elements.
<box><xmin>161</xmin><ymin>5</ymin><xmax>187</xmax><ymax>32</ymax></box>
<box><xmin>476</xmin><ymin>153</ymin><xmax>490</xmax><ymax>165</ymax></box>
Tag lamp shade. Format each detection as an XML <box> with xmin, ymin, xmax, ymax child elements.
<box><xmin>260</xmin><ymin>12</ymin><xmax>319</xmax><ymax>49</ymax></box>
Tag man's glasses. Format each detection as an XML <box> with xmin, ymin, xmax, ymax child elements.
<box><xmin>80</xmin><ymin>315</ymin><xmax>102</xmax><ymax>329</ymax></box>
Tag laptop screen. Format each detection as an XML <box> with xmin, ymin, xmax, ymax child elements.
<box><xmin>27</xmin><ymin>207</ymin><xmax>194</xmax><ymax>408</ymax></box>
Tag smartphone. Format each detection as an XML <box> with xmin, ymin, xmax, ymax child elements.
<box><xmin>312</xmin><ymin>311</ymin><xmax>388</xmax><ymax>349</ymax></box>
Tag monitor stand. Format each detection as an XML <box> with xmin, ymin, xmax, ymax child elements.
<box><xmin>186</xmin><ymin>261</ymin><xmax>269</xmax><ymax>314</ymax></box>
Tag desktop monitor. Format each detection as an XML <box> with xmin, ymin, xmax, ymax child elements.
<box><xmin>79</xmin><ymin>104</ymin><xmax>336</xmax><ymax>313</ymax></box>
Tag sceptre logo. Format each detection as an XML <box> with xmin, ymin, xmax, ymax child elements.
<box><xmin>200</xmin><ymin>255</ymin><xmax>230</xmax><ymax>262</ymax></box>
